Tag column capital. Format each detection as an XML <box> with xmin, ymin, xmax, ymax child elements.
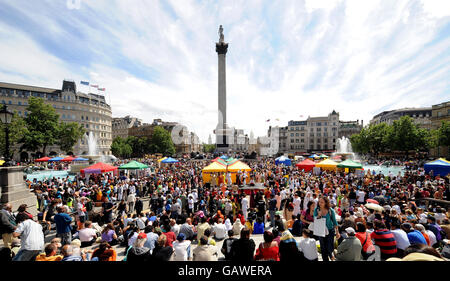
<box><xmin>216</xmin><ymin>42</ymin><xmax>228</xmax><ymax>55</ymax></box>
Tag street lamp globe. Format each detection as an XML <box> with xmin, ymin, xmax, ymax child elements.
<box><xmin>0</xmin><ymin>105</ymin><xmax>13</xmax><ymax>124</ymax></box>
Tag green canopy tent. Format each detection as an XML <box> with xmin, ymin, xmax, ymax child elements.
<box><xmin>119</xmin><ymin>161</ymin><xmax>149</xmax><ymax>170</ymax></box>
<box><xmin>337</xmin><ymin>159</ymin><xmax>363</xmax><ymax>169</ymax></box>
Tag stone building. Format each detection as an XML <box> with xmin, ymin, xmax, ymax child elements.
<box><xmin>0</xmin><ymin>80</ymin><xmax>112</xmax><ymax>161</ymax></box>
<box><xmin>370</xmin><ymin>107</ymin><xmax>432</xmax><ymax>129</ymax></box>
<box><xmin>112</xmin><ymin>116</ymin><xmax>142</xmax><ymax>139</ymax></box>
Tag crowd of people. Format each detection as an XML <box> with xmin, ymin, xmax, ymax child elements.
<box><xmin>1</xmin><ymin>155</ymin><xmax>449</xmax><ymax>262</ymax></box>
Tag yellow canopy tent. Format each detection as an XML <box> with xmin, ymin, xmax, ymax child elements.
<box><xmin>202</xmin><ymin>162</ymin><xmax>227</xmax><ymax>184</ymax></box>
<box><xmin>316</xmin><ymin>159</ymin><xmax>338</xmax><ymax>171</ymax></box>
<box><xmin>202</xmin><ymin>160</ymin><xmax>252</xmax><ymax>185</ymax></box>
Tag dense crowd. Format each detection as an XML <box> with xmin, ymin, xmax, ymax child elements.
<box><xmin>1</xmin><ymin>156</ymin><xmax>449</xmax><ymax>262</ymax></box>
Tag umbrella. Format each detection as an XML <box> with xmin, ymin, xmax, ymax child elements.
<box><xmin>61</xmin><ymin>156</ymin><xmax>75</xmax><ymax>162</ymax></box>
<box><xmin>35</xmin><ymin>156</ymin><xmax>51</xmax><ymax>162</ymax></box>
<box><xmin>365</xmin><ymin>203</ymin><xmax>384</xmax><ymax>212</ymax></box>
<box><xmin>161</xmin><ymin>157</ymin><xmax>179</xmax><ymax>163</ymax></box>
<box><xmin>366</xmin><ymin>199</ymin><xmax>379</xmax><ymax>204</ymax></box>
<box><xmin>73</xmin><ymin>157</ymin><xmax>89</xmax><ymax>161</ymax></box>
<box><xmin>48</xmin><ymin>157</ymin><xmax>63</xmax><ymax>162</ymax></box>
<box><xmin>119</xmin><ymin>161</ymin><xmax>149</xmax><ymax>170</ymax></box>
<box><xmin>81</xmin><ymin>162</ymin><xmax>117</xmax><ymax>174</ymax></box>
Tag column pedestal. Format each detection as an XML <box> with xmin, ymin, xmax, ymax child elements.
<box><xmin>0</xmin><ymin>166</ymin><xmax>37</xmax><ymax>217</ymax></box>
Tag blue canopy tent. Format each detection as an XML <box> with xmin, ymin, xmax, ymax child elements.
<box><xmin>73</xmin><ymin>157</ymin><xmax>89</xmax><ymax>161</ymax></box>
<box><xmin>424</xmin><ymin>158</ymin><xmax>450</xmax><ymax>176</ymax></box>
<box><xmin>48</xmin><ymin>157</ymin><xmax>63</xmax><ymax>162</ymax></box>
<box><xmin>275</xmin><ymin>156</ymin><xmax>292</xmax><ymax>166</ymax></box>
<box><xmin>220</xmin><ymin>155</ymin><xmax>229</xmax><ymax>160</ymax></box>
<box><xmin>309</xmin><ymin>154</ymin><xmax>319</xmax><ymax>159</ymax></box>
<box><xmin>161</xmin><ymin>157</ymin><xmax>179</xmax><ymax>164</ymax></box>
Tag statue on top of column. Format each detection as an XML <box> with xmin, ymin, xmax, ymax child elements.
<box><xmin>219</xmin><ymin>25</ymin><xmax>224</xmax><ymax>43</ymax></box>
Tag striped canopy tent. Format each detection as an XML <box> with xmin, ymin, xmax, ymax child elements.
<box><xmin>227</xmin><ymin>161</ymin><xmax>252</xmax><ymax>172</ymax></box>
<box><xmin>119</xmin><ymin>160</ymin><xmax>149</xmax><ymax>170</ymax></box>
<box><xmin>424</xmin><ymin>158</ymin><xmax>450</xmax><ymax>176</ymax></box>
<box><xmin>48</xmin><ymin>157</ymin><xmax>63</xmax><ymax>162</ymax></box>
<box><xmin>81</xmin><ymin>162</ymin><xmax>118</xmax><ymax>175</ymax></box>
<box><xmin>319</xmin><ymin>154</ymin><xmax>329</xmax><ymax>159</ymax></box>
<box><xmin>316</xmin><ymin>159</ymin><xmax>338</xmax><ymax>171</ymax></box>
<box><xmin>35</xmin><ymin>156</ymin><xmax>51</xmax><ymax>162</ymax></box>
<box><xmin>337</xmin><ymin>159</ymin><xmax>363</xmax><ymax>169</ymax></box>
<box><xmin>61</xmin><ymin>156</ymin><xmax>76</xmax><ymax>162</ymax></box>
<box><xmin>296</xmin><ymin>159</ymin><xmax>316</xmax><ymax>172</ymax></box>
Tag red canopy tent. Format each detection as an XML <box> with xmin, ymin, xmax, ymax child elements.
<box><xmin>61</xmin><ymin>156</ymin><xmax>76</xmax><ymax>162</ymax></box>
<box><xmin>296</xmin><ymin>159</ymin><xmax>316</xmax><ymax>172</ymax></box>
<box><xmin>35</xmin><ymin>156</ymin><xmax>51</xmax><ymax>162</ymax></box>
<box><xmin>80</xmin><ymin>162</ymin><xmax>118</xmax><ymax>174</ymax></box>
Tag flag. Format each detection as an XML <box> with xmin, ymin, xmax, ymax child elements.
<box><xmin>98</xmin><ymin>88</ymin><xmax>105</xmax><ymax>91</ymax></box>
<box><xmin>80</xmin><ymin>81</ymin><xmax>89</xmax><ymax>86</ymax></box>
<box><xmin>91</xmin><ymin>85</ymin><xmax>98</xmax><ymax>88</ymax></box>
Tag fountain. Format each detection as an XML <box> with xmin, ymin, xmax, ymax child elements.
<box><xmin>332</xmin><ymin>136</ymin><xmax>358</xmax><ymax>161</ymax></box>
<box><xmin>70</xmin><ymin>132</ymin><xmax>116</xmax><ymax>174</ymax></box>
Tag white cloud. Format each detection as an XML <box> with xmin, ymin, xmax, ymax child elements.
<box><xmin>0</xmin><ymin>0</ymin><xmax>449</xmax><ymax>144</ymax></box>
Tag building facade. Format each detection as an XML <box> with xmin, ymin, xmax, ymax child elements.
<box><xmin>0</xmin><ymin>80</ymin><xmax>112</xmax><ymax>161</ymax></box>
<box><xmin>112</xmin><ymin>115</ymin><xmax>142</xmax><ymax>139</ymax></box>
<box><xmin>128</xmin><ymin>119</ymin><xmax>201</xmax><ymax>155</ymax></box>
<box><xmin>339</xmin><ymin>120</ymin><xmax>363</xmax><ymax>138</ymax></box>
<box><xmin>430</xmin><ymin>101</ymin><xmax>450</xmax><ymax>158</ymax></box>
<box><xmin>286</xmin><ymin>110</ymin><xmax>340</xmax><ymax>155</ymax></box>
<box><xmin>370</xmin><ymin>107</ymin><xmax>432</xmax><ymax>129</ymax></box>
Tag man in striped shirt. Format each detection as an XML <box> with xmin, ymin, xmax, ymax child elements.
<box><xmin>371</xmin><ymin>220</ymin><xmax>397</xmax><ymax>260</ymax></box>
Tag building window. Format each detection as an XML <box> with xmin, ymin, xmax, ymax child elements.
<box><xmin>18</xmin><ymin>102</ymin><xmax>21</xmax><ymax>105</ymax></box>
<box><xmin>8</xmin><ymin>101</ymin><xmax>11</xmax><ymax>105</ymax></box>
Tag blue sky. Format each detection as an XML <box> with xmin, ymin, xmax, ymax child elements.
<box><xmin>0</xmin><ymin>0</ymin><xmax>449</xmax><ymax>143</ymax></box>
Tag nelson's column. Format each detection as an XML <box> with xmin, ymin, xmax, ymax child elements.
<box><xmin>215</xmin><ymin>25</ymin><xmax>232</xmax><ymax>153</ymax></box>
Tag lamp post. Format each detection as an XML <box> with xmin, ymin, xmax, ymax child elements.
<box><xmin>0</xmin><ymin>105</ymin><xmax>14</xmax><ymax>167</ymax></box>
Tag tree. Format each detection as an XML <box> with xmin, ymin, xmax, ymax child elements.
<box><xmin>150</xmin><ymin>126</ymin><xmax>175</xmax><ymax>156</ymax></box>
<box><xmin>203</xmin><ymin>143</ymin><xmax>216</xmax><ymax>153</ymax></box>
<box><xmin>19</xmin><ymin>97</ymin><xmax>60</xmax><ymax>155</ymax></box>
<box><xmin>111</xmin><ymin>137</ymin><xmax>132</xmax><ymax>158</ymax></box>
<box><xmin>56</xmin><ymin>122</ymin><xmax>86</xmax><ymax>153</ymax></box>
<box><xmin>437</xmin><ymin>121</ymin><xmax>450</xmax><ymax>147</ymax></box>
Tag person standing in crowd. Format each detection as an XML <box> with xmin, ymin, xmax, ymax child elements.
<box><xmin>0</xmin><ymin>203</ymin><xmax>17</xmax><ymax>248</ymax></box>
<box><xmin>12</xmin><ymin>213</ymin><xmax>44</xmax><ymax>261</ymax></box>
<box><xmin>314</xmin><ymin>197</ymin><xmax>340</xmax><ymax>261</ymax></box>
<box><xmin>54</xmin><ymin>206</ymin><xmax>73</xmax><ymax>246</ymax></box>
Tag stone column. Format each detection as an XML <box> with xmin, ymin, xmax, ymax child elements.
<box><xmin>0</xmin><ymin>166</ymin><xmax>37</xmax><ymax>217</ymax></box>
<box><xmin>216</xmin><ymin>41</ymin><xmax>230</xmax><ymax>150</ymax></box>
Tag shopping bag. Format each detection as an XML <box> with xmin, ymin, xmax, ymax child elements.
<box><xmin>313</xmin><ymin>217</ymin><xmax>327</xmax><ymax>237</ymax></box>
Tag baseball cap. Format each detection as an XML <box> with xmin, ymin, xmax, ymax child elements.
<box><xmin>137</xmin><ymin>233</ymin><xmax>147</xmax><ymax>239</ymax></box>
<box><xmin>177</xmin><ymin>233</ymin><xmax>186</xmax><ymax>241</ymax></box>
<box><xmin>345</xmin><ymin>227</ymin><xmax>355</xmax><ymax>235</ymax></box>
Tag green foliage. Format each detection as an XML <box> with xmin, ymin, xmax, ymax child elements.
<box><xmin>203</xmin><ymin>143</ymin><xmax>216</xmax><ymax>153</ymax></box>
<box><xmin>19</xmin><ymin>97</ymin><xmax>60</xmax><ymax>155</ymax></box>
<box><xmin>350</xmin><ymin>116</ymin><xmax>437</xmax><ymax>156</ymax></box>
<box><xmin>110</xmin><ymin>126</ymin><xmax>175</xmax><ymax>158</ymax></box>
<box><xmin>150</xmin><ymin>126</ymin><xmax>175</xmax><ymax>156</ymax></box>
<box><xmin>56</xmin><ymin>122</ymin><xmax>86</xmax><ymax>153</ymax></box>
<box><xmin>436</xmin><ymin>120</ymin><xmax>450</xmax><ymax>147</ymax></box>
<box><xmin>111</xmin><ymin>137</ymin><xmax>133</xmax><ymax>158</ymax></box>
